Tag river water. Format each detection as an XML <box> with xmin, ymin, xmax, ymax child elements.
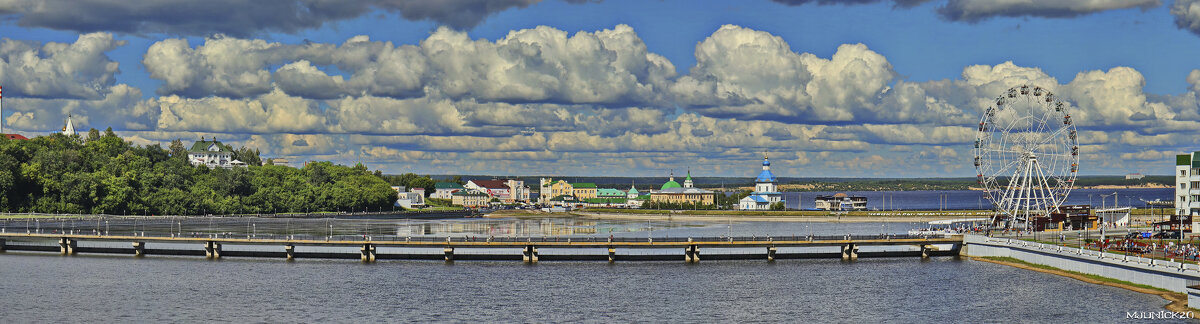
<box><xmin>0</xmin><ymin>218</ymin><xmax>1191</xmax><ymax>323</ymax></box>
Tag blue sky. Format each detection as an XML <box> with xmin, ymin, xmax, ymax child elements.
<box><xmin>1</xmin><ymin>0</ymin><xmax>1199</xmax><ymax>178</ymax></box>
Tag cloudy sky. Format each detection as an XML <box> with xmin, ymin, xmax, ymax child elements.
<box><xmin>1</xmin><ymin>0</ymin><xmax>1199</xmax><ymax>177</ymax></box>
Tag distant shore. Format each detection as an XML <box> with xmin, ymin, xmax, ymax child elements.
<box><xmin>573</xmin><ymin>212</ymin><xmax>972</xmax><ymax>223</ymax></box>
<box><xmin>483</xmin><ymin>209</ymin><xmax>983</xmax><ymax>223</ymax></box>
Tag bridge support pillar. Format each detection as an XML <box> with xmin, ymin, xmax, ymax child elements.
<box><xmin>767</xmin><ymin>246</ymin><xmax>777</xmax><ymax>262</ymax></box>
<box><xmin>133</xmin><ymin>242</ymin><xmax>145</xmax><ymax>257</ymax></box>
<box><xmin>920</xmin><ymin>244</ymin><xmax>931</xmax><ymax>259</ymax></box>
<box><xmin>685</xmin><ymin>244</ymin><xmax>700</xmax><ymax>263</ymax></box>
<box><xmin>608</xmin><ymin>247</ymin><xmax>616</xmax><ymax>263</ymax></box>
<box><xmin>444</xmin><ymin>247</ymin><xmax>454</xmax><ymax>262</ymax></box>
<box><xmin>360</xmin><ymin>244</ymin><xmax>376</xmax><ymax>263</ymax></box>
<box><xmin>522</xmin><ymin>245</ymin><xmax>538</xmax><ymax>263</ymax></box>
<box><xmin>205</xmin><ymin>241</ymin><xmax>222</xmax><ymax>259</ymax></box>
<box><xmin>841</xmin><ymin>244</ymin><xmax>857</xmax><ymax>261</ymax></box>
<box><xmin>59</xmin><ymin>237</ymin><xmax>77</xmax><ymax>255</ymax></box>
<box><xmin>0</xmin><ymin>238</ymin><xmax>6</xmax><ymax>252</ymax></box>
<box><xmin>285</xmin><ymin>245</ymin><xmax>295</xmax><ymax>261</ymax></box>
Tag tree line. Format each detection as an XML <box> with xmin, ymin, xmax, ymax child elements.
<box><xmin>0</xmin><ymin>131</ymin><xmax>397</xmax><ymax>215</ymax></box>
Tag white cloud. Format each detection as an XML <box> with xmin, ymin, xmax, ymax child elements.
<box><xmin>150</xmin><ymin>89</ymin><xmax>326</xmax><ymax>133</ymax></box>
<box><xmin>0</xmin><ymin>32</ymin><xmax>123</xmax><ymax>99</ymax></box>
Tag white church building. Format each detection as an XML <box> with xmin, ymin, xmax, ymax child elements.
<box><xmin>739</xmin><ymin>155</ymin><xmax>784</xmax><ymax>211</ymax></box>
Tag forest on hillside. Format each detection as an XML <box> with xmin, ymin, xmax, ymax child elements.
<box><xmin>0</xmin><ymin>130</ymin><xmax>397</xmax><ymax>215</ymax></box>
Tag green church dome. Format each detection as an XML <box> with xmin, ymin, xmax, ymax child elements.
<box><xmin>661</xmin><ymin>180</ymin><xmax>682</xmax><ymax>190</ymax></box>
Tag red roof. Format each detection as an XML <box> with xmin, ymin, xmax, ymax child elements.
<box><xmin>471</xmin><ymin>180</ymin><xmax>509</xmax><ymax>189</ymax></box>
<box><xmin>3</xmin><ymin>134</ymin><xmax>28</xmax><ymax>140</ymax></box>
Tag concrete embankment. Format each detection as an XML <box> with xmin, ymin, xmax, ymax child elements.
<box><xmin>963</xmin><ymin>234</ymin><xmax>1200</xmax><ymax>311</ymax></box>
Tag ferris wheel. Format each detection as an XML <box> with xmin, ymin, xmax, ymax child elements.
<box><xmin>974</xmin><ymin>85</ymin><xmax>1079</xmax><ymax>229</ymax></box>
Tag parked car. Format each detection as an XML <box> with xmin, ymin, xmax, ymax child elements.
<box><xmin>1125</xmin><ymin>232</ymin><xmax>1143</xmax><ymax>240</ymax></box>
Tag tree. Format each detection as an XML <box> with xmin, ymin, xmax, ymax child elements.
<box><xmin>407</xmin><ymin>176</ymin><xmax>435</xmax><ymax>194</ymax></box>
<box><xmin>771</xmin><ymin>202</ymin><xmax>785</xmax><ymax>211</ymax></box>
<box><xmin>233</xmin><ymin>146</ymin><xmax>262</xmax><ymax>166</ymax></box>
<box><xmin>168</xmin><ymin>139</ymin><xmax>188</xmax><ymax>160</ymax></box>
<box><xmin>87</xmin><ymin>128</ymin><xmax>101</xmax><ymax>142</ymax></box>
<box><xmin>0</xmin><ymin>133</ymin><xmax>396</xmax><ymax>215</ymax></box>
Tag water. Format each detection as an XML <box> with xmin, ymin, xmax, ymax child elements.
<box><xmin>0</xmin><ymin>218</ymin><xmax>1191</xmax><ymax>322</ymax></box>
<box><xmin>781</xmin><ymin>188</ymin><xmax>1173</xmax><ymax>210</ymax></box>
<box><xmin>0</xmin><ymin>251</ymin><xmax>1181</xmax><ymax>322</ymax></box>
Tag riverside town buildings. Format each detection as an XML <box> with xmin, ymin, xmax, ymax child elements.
<box><xmin>465</xmin><ymin>179</ymin><xmax>529</xmax><ymax>203</ymax></box>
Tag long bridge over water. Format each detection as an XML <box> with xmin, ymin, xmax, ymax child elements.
<box><xmin>0</xmin><ymin>232</ymin><xmax>963</xmax><ymax>263</ymax></box>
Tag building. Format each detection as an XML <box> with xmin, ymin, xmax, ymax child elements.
<box><xmin>3</xmin><ymin>134</ymin><xmax>28</xmax><ymax>140</ymax></box>
<box><xmin>649</xmin><ymin>171</ymin><xmax>716</xmax><ymax>206</ymax></box>
<box><xmin>505</xmin><ymin>179</ymin><xmax>530</xmax><ymax>203</ymax></box>
<box><xmin>1126</xmin><ymin>173</ymin><xmax>1145</xmax><ymax>180</ymax></box>
<box><xmin>466</xmin><ymin>180</ymin><xmax>510</xmax><ymax>201</ymax></box>
<box><xmin>739</xmin><ymin>156</ymin><xmax>784</xmax><ymax>210</ymax></box>
<box><xmin>270</xmin><ymin>158</ymin><xmax>293</xmax><ymax>168</ymax></box>
<box><xmin>572</xmin><ymin>183</ymin><xmax>598</xmax><ymax>200</ymax></box>
<box><xmin>432</xmin><ymin>182</ymin><xmax>464</xmax><ymax>199</ymax></box>
<box><xmin>625</xmin><ymin>184</ymin><xmax>647</xmax><ymax>208</ymax></box>
<box><xmin>392</xmin><ymin>186</ymin><xmax>426</xmax><ymax>209</ymax></box>
<box><xmin>452</xmin><ymin>189</ymin><xmax>490</xmax><ymax>208</ymax></box>
<box><xmin>1177</xmin><ymin>152</ymin><xmax>1200</xmax><ymax>233</ymax></box>
<box><xmin>187</xmin><ymin>138</ymin><xmax>246</xmax><ymax>169</ymax></box>
<box><xmin>814</xmin><ymin>193</ymin><xmax>867</xmax><ymax>211</ymax></box>
<box><xmin>539</xmin><ymin>178</ymin><xmax>574</xmax><ymax>204</ymax></box>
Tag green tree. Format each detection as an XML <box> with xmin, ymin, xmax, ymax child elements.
<box><xmin>169</xmin><ymin>139</ymin><xmax>188</xmax><ymax>160</ymax></box>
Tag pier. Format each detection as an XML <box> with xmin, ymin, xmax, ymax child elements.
<box><xmin>0</xmin><ymin>233</ymin><xmax>962</xmax><ymax>263</ymax></box>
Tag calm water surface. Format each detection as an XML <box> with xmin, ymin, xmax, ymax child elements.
<box><xmin>0</xmin><ymin>218</ymin><xmax>1191</xmax><ymax>323</ymax></box>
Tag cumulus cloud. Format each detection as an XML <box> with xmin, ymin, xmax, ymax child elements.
<box><xmin>142</xmin><ymin>25</ymin><xmax>676</xmax><ymax>105</ymax></box>
<box><xmin>672</xmin><ymin>25</ymin><xmax>899</xmax><ymax>123</ymax></box>
<box><xmin>0</xmin><ymin>32</ymin><xmax>124</xmax><ymax>99</ymax></box>
<box><xmin>149</xmin><ymin>89</ymin><xmax>326</xmax><ymax>133</ymax></box>
<box><xmin>1175</xmin><ymin>0</ymin><xmax>1200</xmax><ymax>36</ymax></box>
<box><xmin>9</xmin><ymin>24</ymin><xmax>1200</xmax><ymax>176</ymax></box>
<box><xmin>937</xmin><ymin>0</ymin><xmax>1161</xmax><ymax>22</ymax></box>
<box><xmin>0</xmin><ymin>0</ymin><xmax>573</xmax><ymax>37</ymax></box>
<box><xmin>3</xmin><ymin>84</ymin><xmax>144</xmax><ymax>131</ymax></box>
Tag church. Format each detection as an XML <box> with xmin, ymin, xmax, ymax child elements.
<box><xmin>649</xmin><ymin>170</ymin><xmax>716</xmax><ymax>206</ymax></box>
<box><xmin>739</xmin><ymin>155</ymin><xmax>784</xmax><ymax>210</ymax></box>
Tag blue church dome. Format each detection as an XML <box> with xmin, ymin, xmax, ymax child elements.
<box><xmin>762</xmin><ymin>159</ymin><xmax>770</xmax><ymax>166</ymax></box>
<box><xmin>756</xmin><ymin>169</ymin><xmax>776</xmax><ymax>183</ymax></box>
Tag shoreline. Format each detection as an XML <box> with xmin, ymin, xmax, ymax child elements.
<box><xmin>972</xmin><ymin>257</ymin><xmax>1190</xmax><ymax>313</ymax></box>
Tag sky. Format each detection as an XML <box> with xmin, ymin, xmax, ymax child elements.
<box><xmin>1</xmin><ymin>0</ymin><xmax>1199</xmax><ymax>178</ymax></box>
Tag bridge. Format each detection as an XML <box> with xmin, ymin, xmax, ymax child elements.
<box><xmin>0</xmin><ymin>232</ymin><xmax>963</xmax><ymax>263</ymax></box>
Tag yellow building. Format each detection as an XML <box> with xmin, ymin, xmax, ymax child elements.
<box><xmin>452</xmin><ymin>189</ymin><xmax>491</xmax><ymax>208</ymax></box>
<box><xmin>540</xmin><ymin>178</ymin><xmax>575</xmax><ymax>203</ymax></box>
<box><xmin>572</xmin><ymin>183</ymin><xmax>598</xmax><ymax>199</ymax></box>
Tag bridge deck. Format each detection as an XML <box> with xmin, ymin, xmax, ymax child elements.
<box><xmin>0</xmin><ymin>233</ymin><xmax>961</xmax><ymax>248</ymax></box>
